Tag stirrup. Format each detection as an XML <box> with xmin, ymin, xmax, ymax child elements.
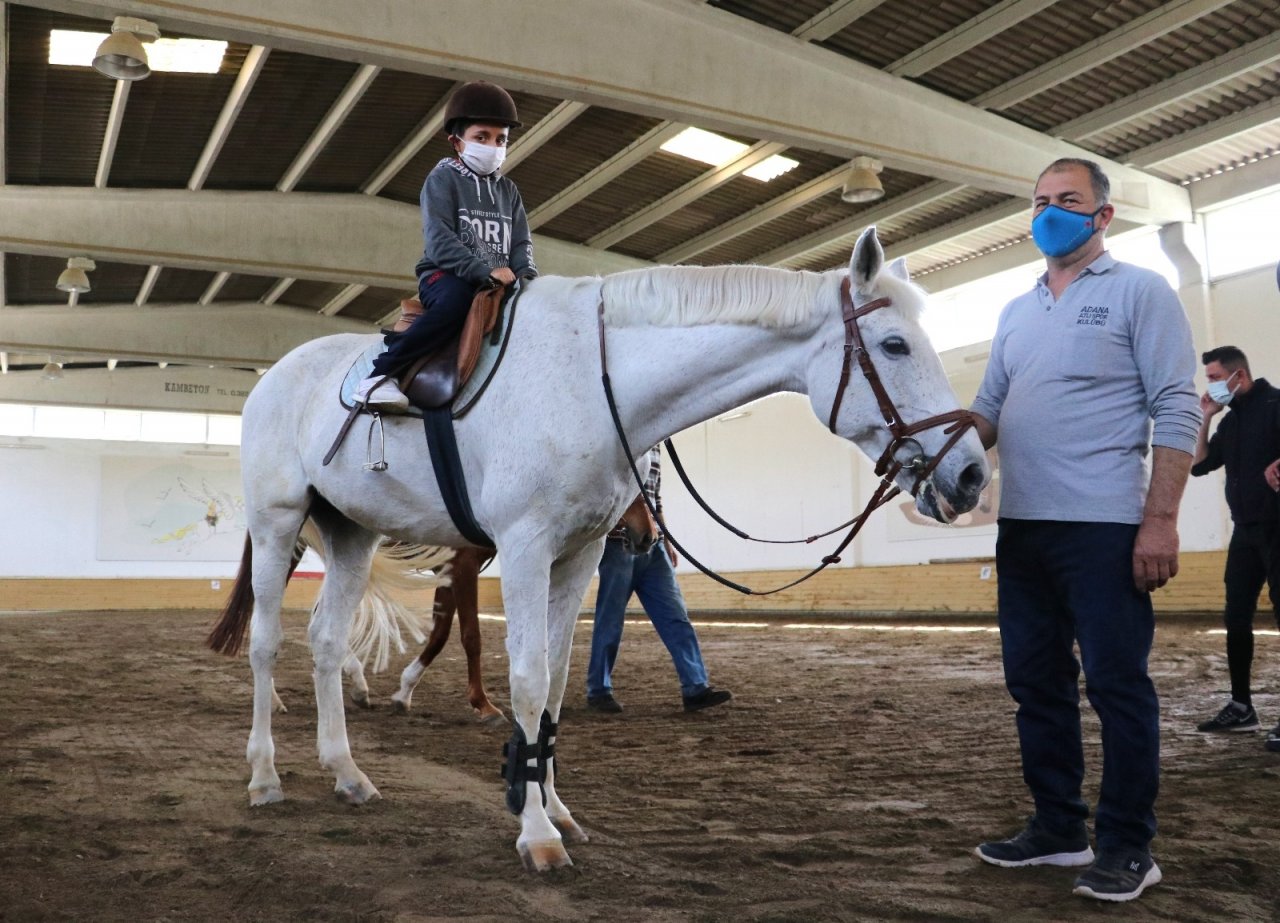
<box><xmin>363</xmin><ymin>413</ymin><xmax>388</xmax><ymax>472</ymax></box>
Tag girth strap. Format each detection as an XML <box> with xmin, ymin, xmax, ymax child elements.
<box><xmin>424</xmin><ymin>407</ymin><xmax>491</xmax><ymax>547</ymax></box>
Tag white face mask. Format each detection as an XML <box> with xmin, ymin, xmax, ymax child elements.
<box><xmin>1207</xmin><ymin>370</ymin><xmax>1241</xmax><ymax>405</ymax></box>
<box><xmin>456</xmin><ymin>139</ymin><xmax>505</xmax><ymax>175</ymax></box>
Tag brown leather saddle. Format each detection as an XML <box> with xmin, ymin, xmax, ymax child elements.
<box><xmin>395</xmin><ymin>283</ymin><xmax>506</xmax><ymax>410</ymax></box>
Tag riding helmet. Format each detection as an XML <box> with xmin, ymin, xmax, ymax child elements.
<box><xmin>444</xmin><ymin>80</ymin><xmax>522</xmax><ymax>132</ymax></box>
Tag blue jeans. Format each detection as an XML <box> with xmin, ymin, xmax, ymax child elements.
<box><xmin>586</xmin><ymin>540</ymin><xmax>710</xmax><ymax>699</ymax></box>
<box><xmin>996</xmin><ymin>518</ymin><xmax>1159</xmax><ymax>853</ymax></box>
<box><xmin>370</xmin><ymin>271</ymin><xmax>474</xmax><ymax>378</ymax></box>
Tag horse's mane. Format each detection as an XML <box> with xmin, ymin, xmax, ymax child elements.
<box><xmin>599</xmin><ymin>263</ymin><xmax>923</xmax><ymax>329</ymax></box>
<box><xmin>601</xmin><ymin>264</ymin><xmax>833</xmax><ymax>329</ymax></box>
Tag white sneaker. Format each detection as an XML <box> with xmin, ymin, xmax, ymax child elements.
<box><xmin>353</xmin><ymin>375</ymin><xmax>409</xmax><ymax>412</ymax></box>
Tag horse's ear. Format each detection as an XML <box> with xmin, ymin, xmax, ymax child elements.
<box><xmin>886</xmin><ymin>257</ymin><xmax>910</xmax><ymax>282</ymax></box>
<box><xmin>850</xmin><ymin>226</ymin><xmax>884</xmax><ymax>292</ymax></box>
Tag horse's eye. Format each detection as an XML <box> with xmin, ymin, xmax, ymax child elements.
<box><xmin>881</xmin><ymin>336</ymin><xmax>910</xmax><ymax>357</ymax></box>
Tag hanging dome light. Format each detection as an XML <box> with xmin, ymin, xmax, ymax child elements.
<box><xmin>841</xmin><ymin>156</ymin><xmax>885</xmax><ymax>204</ymax></box>
<box><xmin>56</xmin><ymin>257</ymin><xmax>97</xmax><ymax>294</ymax></box>
<box><xmin>92</xmin><ymin>16</ymin><xmax>160</xmax><ymax>81</ymax></box>
<box><xmin>41</xmin><ymin>357</ymin><xmax>64</xmax><ymax>381</ymax></box>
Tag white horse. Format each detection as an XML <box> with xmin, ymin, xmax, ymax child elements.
<box><xmin>209</xmin><ymin>227</ymin><xmax>989</xmax><ymax>871</ymax></box>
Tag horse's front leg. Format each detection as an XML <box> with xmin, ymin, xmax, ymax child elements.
<box><xmin>453</xmin><ymin>547</ymin><xmax>505</xmax><ymax>723</ymax></box>
<box><xmin>311</xmin><ymin>522</ymin><xmax>382</xmax><ymax>804</ymax></box>
<box><xmin>539</xmin><ymin>539</ymin><xmax>604</xmax><ymax>844</ymax></box>
<box><xmin>498</xmin><ymin>545</ymin><xmax>567</xmax><ymax>871</ymax></box>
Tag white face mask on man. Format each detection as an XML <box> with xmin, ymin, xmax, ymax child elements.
<box><xmin>456</xmin><ymin>139</ymin><xmax>505</xmax><ymax>176</ymax></box>
<box><xmin>1207</xmin><ymin>369</ymin><xmax>1241</xmax><ymax>405</ymax></box>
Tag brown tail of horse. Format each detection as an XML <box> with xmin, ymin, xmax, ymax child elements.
<box><xmin>206</xmin><ymin>532</ymin><xmax>307</xmax><ymax>657</ymax></box>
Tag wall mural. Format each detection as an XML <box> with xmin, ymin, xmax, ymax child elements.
<box><xmin>98</xmin><ymin>456</ymin><xmax>246</xmax><ymax>561</ymax></box>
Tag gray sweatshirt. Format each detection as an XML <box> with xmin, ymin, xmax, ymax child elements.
<box><xmin>414</xmin><ymin>156</ymin><xmax>537</xmax><ymax>286</ymax></box>
<box><xmin>971</xmin><ymin>252</ymin><xmax>1200</xmax><ymax>524</ymax></box>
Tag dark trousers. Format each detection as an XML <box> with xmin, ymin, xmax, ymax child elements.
<box><xmin>996</xmin><ymin>519</ymin><xmax>1159</xmax><ymax>853</ymax></box>
<box><xmin>1222</xmin><ymin>521</ymin><xmax>1280</xmax><ymax>705</ymax></box>
<box><xmin>370</xmin><ymin>271</ymin><xmax>474</xmax><ymax>378</ymax></box>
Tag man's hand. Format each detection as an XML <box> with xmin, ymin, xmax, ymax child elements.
<box><xmin>489</xmin><ymin>267</ymin><xmax>516</xmax><ymax>286</ymax></box>
<box><xmin>1133</xmin><ymin>515</ymin><xmax>1179</xmax><ymax>593</ymax></box>
<box><xmin>1199</xmin><ymin>391</ymin><xmax>1223</xmax><ymax>418</ymax></box>
<box><xmin>1266</xmin><ymin>458</ymin><xmax>1280</xmax><ymax>491</ymax></box>
<box><xmin>665</xmin><ymin>537</ymin><xmax>678</xmax><ymax>569</ymax></box>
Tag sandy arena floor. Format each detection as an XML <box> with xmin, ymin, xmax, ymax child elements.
<box><xmin>1</xmin><ymin>607</ymin><xmax>1277</xmax><ymax>922</ymax></box>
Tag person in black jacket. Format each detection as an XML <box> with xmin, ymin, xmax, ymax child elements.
<box><xmin>1190</xmin><ymin>346</ymin><xmax>1280</xmax><ymax>751</ymax></box>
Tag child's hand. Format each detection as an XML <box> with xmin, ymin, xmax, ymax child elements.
<box><xmin>489</xmin><ymin>268</ymin><xmax>516</xmax><ymax>286</ymax></box>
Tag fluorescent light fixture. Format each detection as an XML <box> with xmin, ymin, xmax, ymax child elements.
<box><xmin>660</xmin><ymin>127</ymin><xmax>748</xmax><ymax>167</ymax></box>
<box><xmin>661</xmin><ymin>127</ymin><xmax>798</xmax><ymax>182</ymax></box>
<box><xmin>744</xmin><ymin>154</ymin><xmax>799</xmax><ymax>182</ymax></box>
<box><xmin>50</xmin><ymin>29</ymin><xmax>226</xmax><ymax>74</ymax></box>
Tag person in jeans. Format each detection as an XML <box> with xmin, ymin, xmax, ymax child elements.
<box><xmin>585</xmin><ymin>447</ymin><xmax>732</xmax><ymax>715</ymax></box>
<box><xmin>969</xmin><ymin>158</ymin><xmax>1200</xmax><ymax>902</ymax></box>
<box><xmin>1191</xmin><ymin>346</ymin><xmax>1280</xmax><ymax>749</ymax></box>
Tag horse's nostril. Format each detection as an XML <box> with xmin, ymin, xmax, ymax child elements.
<box><xmin>959</xmin><ymin>461</ymin><xmax>985</xmax><ymax>492</ymax></box>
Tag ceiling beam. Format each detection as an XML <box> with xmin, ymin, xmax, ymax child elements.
<box><xmin>526</xmin><ymin>121</ymin><xmax>686</xmax><ymax>229</ymax></box>
<box><xmin>0</xmin><ymin>187</ymin><xmax>649</xmax><ymax>288</ymax></box>
<box><xmin>883</xmin><ymin>200</ymin><xmax>1028</xmax><ymax>264</ymax></box>
<box><xmin>18</xmin><ymin>0</ymin><xmax>1191</xmax><ymax>225</ymax></box>
<box><xmin>503</xmin><ymin>100</ymin><xmax>589</xmax><ymax>173</ymax></box>
<box><xmin>134</xmin><ymin>265</ymin><xmax>162</xmax><ymax>306</ymax></box>
<box><xmin>278</xmin><ymin>63</ymin><xmax>380</xmax><ymax>191</ymax></box>
<box><xmin>973</xmin><ymin>0</ymin><xmax>1236</xmax><ymax>111</ymax></box>
<box><xmin>587</xmin><ymin>141</ymin><xmax>789</xmax><ymax>250</ymax></box>
<box><xmin>657</xmin><ymin>165</ymin><xmax>848</xmax><ymax>263</ymax></box>
<box><xmin>792</xmin><ymin>0</ymin><xmax>890</xmax><ymax>42</ymax></box>
<box><xmin>887</xmin><ymin>0</ymin><xmax>1058</xmax><ymax>78</ymax></box>
<box><xmin>360</xmin><ymin>83</ymin><xmax>459</xmax><ymax>196</ymax></box>
<box><xmin>189</xmin><ymin>44</ymin><xmax>270</xmax><ymax>191</ymax></box>
<box><xmin>1187</xmin><ymin>152</ymin><xmax>1280</xmax><ymax>212</ymax></box>
<box><xmin>0</xmin><ymin>364</ymin><xmax>263</xmax><ymax>413</ymax></box>
<box><xmin>1053</xmin><ymin>33</ymin><xmax>1280</xmax><ymax>142</ymax></box>
<box><xmin>1128</xmin><ymin>98</ymin><xmax>1280</xmax><ymax>167</ymax></box>
<box><xmin>261</xmin><ymin>277</ymin><xmax>295</xmax><ymax>304</ymax></box>
<box><xmin>95</xmin><ymin>79</ymin><xmax>130</xmax><ymax>188</ymax></box>
<box><xmin>198</xmin><ymin>271</ymin><xmax>231</xmax><ymax>305</ymax></box>
<box><xmin>0</xmin><ymin>302</ymin><xmax>374</xmax><ymax>367</ymax></box>
<box><xmin>757</xmin><ymin>181</ymin><xmax>963</xmax><ymax>266</ymax></box>
<box><xmin>320</xmin><ymin>283</ymin><xmax>366</xmax><ymax>316</ymax></box>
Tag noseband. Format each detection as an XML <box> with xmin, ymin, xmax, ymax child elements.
<box><xmin>828</xmin><ymin>276</ymin><xmax>974</xmax><ymax>498</ymax></box>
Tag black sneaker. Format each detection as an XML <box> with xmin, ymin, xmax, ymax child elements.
<box><xmin>975</xmin><ymin>817</ymin><xmax>1094</xmax><ymax>868</ymax></box>
<box><xmin>586</xmin><ymin>693</ymin><xmax>622</xmax><ymax>714</ymax></box>
<box><xmin>1073</xmin><ymin>851</ymin><xmax>1162</xmax><ymax>902</ymax></box>
<box><xmin>1266</xmin><ymin>722</ymin><xmax>1280</xmax><ymax>753</ymax></box>
<box><xmin>1196</xmin><ymin>701</ymin><xmax>1260</xmax><ymax>733</ymax></box>
<box><xmin>682</xmin><ymin>686</ymin><xmax>732</xmax><ymax>712</ymax></box>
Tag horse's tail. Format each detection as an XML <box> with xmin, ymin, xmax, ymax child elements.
<box><xmin>206</xmin><ymin>523</ymin><xmax>310</xmax><ymax>657</ymax></box>
<box><xmin>346</xmin><ymin>541</ymin><xmax>454</xmax><ymax>673</ymax></box>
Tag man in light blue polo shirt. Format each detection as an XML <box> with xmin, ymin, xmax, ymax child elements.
<box><xmin>969</xmin><ymin>158</ymin><xmax>1199</xmax><ymax>903</ymax></box>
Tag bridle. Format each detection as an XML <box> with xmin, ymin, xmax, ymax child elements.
<box><xmin>597</xmin><ymin>275</ymin><xmax>975</xmax><ymax>596</ymax></box>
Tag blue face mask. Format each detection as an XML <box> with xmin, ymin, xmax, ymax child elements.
<box><xmin>1031</xmin><ymin>203</ymin><xmax>1104</xmax><ymax>258</ymax></box>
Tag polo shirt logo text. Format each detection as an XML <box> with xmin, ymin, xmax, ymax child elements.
<box><xmin>1077</xmin><ymin>305</ymin><xmax>1110</xmax><ymax>326</ymax></box>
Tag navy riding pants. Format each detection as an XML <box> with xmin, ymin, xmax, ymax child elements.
<box><xmin>995</xmin><ymin>518</ymin><xmax>1159</xmax><ymax>853</ymax></box>
<box><xmin>370</xmin><ymin>270</ymin><xmax>475</xmax><ymax>378</ymax></box>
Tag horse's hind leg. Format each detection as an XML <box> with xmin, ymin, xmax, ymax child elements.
<box><xmin>453</xmin><ymin>548</ymin><xmax>505</xmax><ymax>723</ymax></box>
<box><xmin>342</xmin><ymin>653</ymin><xmax>371</xmax><ymax>709</ymax></box>
<box><xmin>246</xmin><ymin>521</ymin><xmax>305</xmax><ymax>806</ymax></box>
<box><xmin>390</xmin><ymin>564</ymin><xmax>456</xmax><ymax>714</ymax></box>
<box><xmin>310</xmin><ymin>515</ymin><xmax>382</xmax><ymax>804</ymax></box>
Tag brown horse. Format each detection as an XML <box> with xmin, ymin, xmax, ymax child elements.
<box><xmin>345</xmin><ymin>492</ymin><xmax>661</xmax><ymax>722</ymax></box>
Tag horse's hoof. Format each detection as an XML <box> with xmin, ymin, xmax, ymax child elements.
<box><xmin>551</xmin><ymin>815</ymin><xmax>588</xmax><ymax>843</ymax></box>
<box><xmin>477</xmin><ymin>706</ymin><xmax>507</xmax><ymax>725</ymax></box>
<box><xmin>390</xmin><ymin>698</ymin><xmax>409</xmax><ymax>715</ymax></box>
<box><xmin>249</xmin><ymin>786</ymin><xmax>284</xmax><ymax>807</ymax></box>
<box><xmin>350</xmin><ymin>689</ymin><xmax>372</xmax><ymax>709</ymax></box>
<box><xmin>518</xmin><ymin>839</ymin><xmax>572</xmax><ymax>872</ymax></box>
<box><xmin>334</xmin><ymin>779</ymin><xmax>381</xmax><ymax>805</ymax></box>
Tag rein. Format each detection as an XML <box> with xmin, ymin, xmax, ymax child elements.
<box><xmin>596</xmin><ymin>276</ymin><xmax>974</xmax><ymax>596</ymax></box>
